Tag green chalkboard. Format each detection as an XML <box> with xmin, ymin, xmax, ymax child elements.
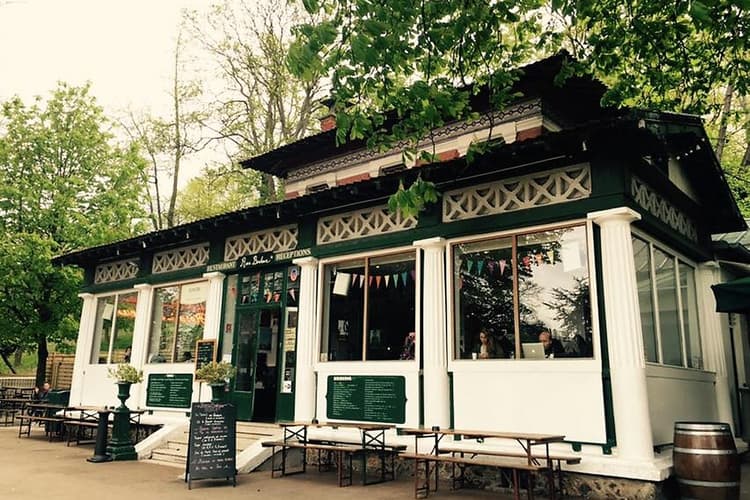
<box><xmin>194</xmin><ymin>339</ymin><xmax>217</xmax><ymax>375</ymax></box>
<box><xmin>147</xmin><ymin>373</ymin><xmax>193</xmax><ymax>408</ymax></box>
<box><xmin>326</xmin><ymin>375</ymin><xmax>406</xmax><ymax>423</ymax></box>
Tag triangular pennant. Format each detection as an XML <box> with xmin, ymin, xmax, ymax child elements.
<box><xmin>288</xmin><ymin>289</ymin><xmax>296</xmax><ymax>301</ymax></box>
<box><xmin>487</xmin><ymin>261</ymin><xmax>496</xmax><ymax>274</ymax></box>
<box><xmin>376</xmin><ymin>276</ymin><xmax>382</xmax><ymax>288</ymax></box>
<box><xmin>547</xmin><ymin>250</ymin><xmax>555</xmax><ymax>265</ymax></box>
<box><xmin>385</xmin><ymin>275</ymin><xmax>391</xmax><ymax>287</ymax></box>
<box><xmin>369</xmin><ymin>276</ymin><xmax>374</xmax><ymax>286</ymax></box>
<box><xmin>393</xmin><ymin>273</ymin><xmax>399</xmax><ymax>287</ymax></box>
<box><xmin>477</xmin><ymin>260</ymin><xmax>485</xmax><ymax>274</ymax></box>
<box><xmin>499</xmin><ymin>259</ymin><xmax>507</xmax><ymax>275</ymax></box>
<box><xmin>359</xmin><ymin>275</ymin><xmax>365</xmax><ymax>288</ymax></box>
<box><xmin>467</xmin><ymin>260</ymin><xmax>474</xmax><ymax>273</ymax></box>
<box><xmin>402</xmin><ymin>271</ymin><xmax>408</xmax><ymax>285</ymax></box>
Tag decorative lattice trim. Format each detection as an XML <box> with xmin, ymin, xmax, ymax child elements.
<box><xmin>442</xmin><ymin>165</ymin><xmax>592</xmax><ymax>222</ymax></box>
<box><xmin>224</xmin><ymin>225</ymin><xmax>299</xmax><ymax>261</ymax></box>
<box><xmin>94</xmin><ymin>259</ymin><xmax>139</xmax><ymax>284</ymax></box>
<box><xmin>631</xmin><ymin>177</ymin><xmax>698</xmax><ymax>241</ymax></box>
<box><xmin>317</xmin><ymin>205</ymin><xmax>418</xmax><ymax>244</ymax></box>
<box><xmin>152</xmin><ymin>243</ymin><xmax>210</xmax><ymax>274</ymax></box>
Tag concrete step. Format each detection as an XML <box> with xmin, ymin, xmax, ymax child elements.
<box><xmin>150</xmin><ymin>448</ymin><xmax>187</xmax><ymax>463</ymax></box>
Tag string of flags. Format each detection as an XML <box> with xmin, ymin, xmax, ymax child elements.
<box><xmin>335</xmin><ymin>269</ymin><xmax>416</xmax><ymax>290</ymax></box>
<box><xmin>462</xmin><ymin>250</ymin><xmax>556</xmax><ymax>276</ymax></box>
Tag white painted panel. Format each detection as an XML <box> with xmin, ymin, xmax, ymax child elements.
<box><xmin>452</xmin><ymin>364</ymin><xmax>607</xmax><ymax>443</ymax></box>
<box><xmin>646</xmin><ymin>365</ymin><xmax>717</xmax><ymax>445</ymax></box>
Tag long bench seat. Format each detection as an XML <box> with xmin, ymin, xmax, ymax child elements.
<box><xmin>262</xmin><ymin>439</ymin><xmax>362</xmax><ymax>486</ymax></box>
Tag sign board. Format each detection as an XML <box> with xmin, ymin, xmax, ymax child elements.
<box><xmin>185</xmin><ymin>402</ymin><xmax>236</xmax><ymax>489</ymax></box>
<box><xmin>326</xmin><ymin>375</ymin><xmax>406</xmax><ymax>423</ymax></box>
<box><xmin>146</xmin><ymin>373</ymin><xmax>193</xmax><ymax>408</ymax></box>
<box><xmin>194</xmin><ymin>339</ymin><xmax>217</xmax><ymax>375</ymax></box>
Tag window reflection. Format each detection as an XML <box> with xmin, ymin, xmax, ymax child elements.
<box><xmin>90</xmin><ymin>292</ymin><xmax>137</xmax><ymax>364</ymax></box>
<box><xmin>148</xmin><ymin>281</ymin><xmax>207</xmax><ymax>363</ymax></box>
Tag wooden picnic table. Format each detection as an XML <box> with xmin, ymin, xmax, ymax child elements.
<box><xmin>400</xmin><ymin>427</ymin><xmax>569</xmax><ymax>500</ymax></box>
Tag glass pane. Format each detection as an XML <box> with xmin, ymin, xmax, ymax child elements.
<box><xmin>286</xmin><ymin>266</ymin><xmax>300</xmax><ymax>307</ymax></box>
<box><xmin>454</xmin><ymin>237</ymin><xmax>514</xmax><ymax>359</ymax></box>
<box><xmin>111</xmin><ymin>292</ymin><xmax>138</xmax><ymax>364</ymax></box>
<box><xmin>517</xmin><ymin>226</ymin><xmax>592</xmax><ymax>358</ymax></box>
<box><xmin>366</xmin><ymin>252</ymin><xmax>416</xmax><ymax>360</ymax></box>
<box><xmin>240</xmin><ymin>272</ymin><xmax>261</xmax><ymax>304</ymax></box>
<box><xmin>654</xmin><ymin>248</ymin><xmax>683</xmax><ymax>366</ymax></box>
<box><xmin>174</xmin><ymin>282</ymin><xmax>208</xmax><ymax>363</ymax></box>
<box><xmin>235</xmin><ymin>310</ymin><xmax>258</xmax><ymax>391</ymax></box>
<box><xmin>680</xmin><ymin>263</ymin><xmax>703</xmax><ymax>369</ymax></box>
<box><xmin>633</xmin><ymin>237</ymin><xmax>658</xmax><ymax>363</ymax></box>
<box><xmin>148</xmin><ymin>286</ymin><xmax>178</xmax><ymax>363</ymax></box>
<box><xmin>322</xmin><ymin>259</ymin><xmax>365</xmax><ymax>361</ymax></box>
<box><xmin>91</xmin><ymin>296</ymin><xmax>115</xmax><ymax>364</ymax></box>
<box><xmin>221</xmin><ymin>274</ymin><xmax>238</xmax><ymax>360</ymax></box>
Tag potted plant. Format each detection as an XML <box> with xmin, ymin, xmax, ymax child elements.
<box><xmin>107</xmin><ymin>363</ymin><xmax>144</xmax><ymax>408</ymax></box>
<box><xmin>195</xmin><ymin>361</ymin><xmax>235</xmax><ymax>402</ymax></box>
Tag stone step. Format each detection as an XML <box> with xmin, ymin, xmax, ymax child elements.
<box><xmin>151</xmin><ymin>448</ymin><xmax>187</xmax><ymax>463</ymax></box>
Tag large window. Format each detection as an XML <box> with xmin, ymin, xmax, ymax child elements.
<box><xmin>633</xmin><ymin>236</ymin><xmax>703</xmax><ymax>368</ymax></box>
<box><xmin>90</xmin><ymin>292</ymin><xmax>138</xmax><ymax>364</ymax></box>
<box><xmin>453</xmin><ymin>224</ymin><xmax>593</xmax><ymax>360</ymax></box>
<box><xmin>321</xmin><ymin>251</ymin><xmax>416</xmax><ymax>361</ymax></box>
<box><xmin>148</xmin><ymin>281</ymin><xmax>208</xmax><ymax>363</ymax></box>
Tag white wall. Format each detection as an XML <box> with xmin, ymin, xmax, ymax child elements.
<box><xmin>451</xmin><ymin>360</ymin><xmax>607</xmax><ymax>443</ymax></box>
<box><xmin>646</xmin><ymin>364</ymin><xmax>716</xmax><ymax>445</ymax></box>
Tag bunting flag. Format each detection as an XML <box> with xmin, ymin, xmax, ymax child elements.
<box><xmin>369</xmin><ymin>276</ymin><xmax>374</xmax><ymax>286</ymax></box>
<box><xmin>288</xmin><ymin>289</ymin><xmax>296</xmax><ymax>301</ymax></box>
<box><xmin>376</xmin><ymin>276</ymin><xmax>382</xmax><ymax>288</ymax></box>
<box><xmin>499</xmin><ymin>259</ymin><xmax>507</xmax><ymax>275</ymax></box>
<box><xmin>402</xmin><ymin>271</ymin><xmax>408</xmax><ymax>285</ymax></box>
<box><xmin>384</xmin><ymin>275</ymin><xmax>390</xmax><ymax>287</ymax></box>
<box><xmin>535</xmin><ymin>253</ymin><xmax>544</xmax><ymax>266</ymax></box>
<box><xmin>467</xmin><ymin>260</ymin><xmax>474</xmax><ymax>273</ymax></box>
<box><xmin>359</xmin><ymin>275</ymin><xmax>365</xmax><ymax>288</ymax></box>
<box><xmin>487</xmin><ymin>261</ymin><xmax>496</xmax><ymax>274</ymax></box>
<box><xmin>273</xmin><ymin>292</ymin><xmax>281</xmax><ymax>302</ymax></box>
<box><xmin>392</xmin><ymin>273</ymin><xmax>399</xmax><ymax>287</ymax></box>
<box><xmin>410</xmin><ymin>269</ymin><xmax>416</xmax><ymax>281</ymax></box>
<box><xmin>547</xmin><ymin>250</ymin><xmax>555</xmax><ymax>264</ymax></box>
<box><xmin>477</xmin><ymin>260</ymin><xmax>485</xmax><ymax>275</ymax></box>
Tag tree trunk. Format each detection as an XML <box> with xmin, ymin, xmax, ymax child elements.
<box><xmin>14</xmin><ymin>348</ymin><xmax>22</xmax><ymax>367</ymax></box>
<box><xmin>715</xmin><ymin>84</ymin><xmax>734</xmax><ymax>162</ymax></box>
<box><xmin>36</xmin><ymin>334</ymin><xmax>48</xmax><ymax>388</ymax></box>
<box><xmin>0</xmin><ymin>351</ymin><xmax>16</xmax><ymax>374</ymax></box>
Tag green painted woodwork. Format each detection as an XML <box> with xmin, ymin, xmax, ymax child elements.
<box><xmin>146</xmin><ymin>373</ymin><xmax>194</xmax><ymax>409</ymax></box>
<box><xmin>326</xmin><ymin>375</ymin><xmax>406</xmax><ymax>423</ymax></box>
<box><xmin>107</xmin><ymin>382</ymin><xmax>136</xmax><ymax>461</ymax></box>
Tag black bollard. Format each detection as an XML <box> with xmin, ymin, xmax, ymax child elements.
<box><xmin>87</xmin><ymin>409</ymin><xmax>112</xmax><ymax>463</ymax></box>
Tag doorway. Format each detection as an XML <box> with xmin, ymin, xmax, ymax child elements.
<box><xmin>231</xmin><ymin>307</ymin><xmax>280</xmax><ymax>421</ymax></box>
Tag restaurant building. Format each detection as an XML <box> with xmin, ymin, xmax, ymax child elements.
<box><xmin>55</xmin><ymin>54</ymin><xmax>749</xmax><ymax>485</ymax></box>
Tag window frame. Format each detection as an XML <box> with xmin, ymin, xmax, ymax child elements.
<box><xmin>447</xmin><ymin>219</ymin><xmax>599</xmax><ymax>362</ymax></box>
<box><xmin>147</xmin><ymin>279</ymin><xmax>209</xmax><ymax>364</ymax></box>
<box><xmin>317</xmin><ymin>245</ymin><xmax>419</xmax><ymax>363</ymax></box>
<box><xmin>89</xmin><ymin>290</ymin><xmax>138</xmax><ymax>365</ymax></box>
<box><xmin>631</xmin><ymin>230</ymin><xmax>703</xmax><ymax>370</ymax></box>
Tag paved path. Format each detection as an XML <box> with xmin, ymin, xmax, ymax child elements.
<box><xmin>2</xmin><ymin>426</ymin><xmax>750</xmax><ymax>499</ymax></box>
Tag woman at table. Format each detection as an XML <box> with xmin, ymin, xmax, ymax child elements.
<box><xmin>472</xmin><ymin>329</ymin><xmax>503</xmax><ymax>359</ymax></box>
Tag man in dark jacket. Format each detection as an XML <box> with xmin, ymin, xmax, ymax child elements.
<box><xmin>539</xmin><ymin>331</ymin><xmax>565</xmax><ymax>359</ymax></box>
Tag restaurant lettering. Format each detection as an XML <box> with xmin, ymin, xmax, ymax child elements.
<box><xmin>207</xmin><ymin>248</ymin><xmax>313</xmax><ymax>272</ymax></box>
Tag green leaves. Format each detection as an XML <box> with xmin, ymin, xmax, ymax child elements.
<box><xmin>388</xmin><ymin>177</ymin><xmax>440</xmax><ymax>218</ymax></box>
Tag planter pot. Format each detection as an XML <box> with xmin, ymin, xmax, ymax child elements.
<box><xmin>116</xmin><ymin>382</ymin><xmax>132</xmax><ymax>410</ymax></box>
<box><xmin>209</xmin><ymin>383</ymin><xmax>226</xmax><ymax>403</ymax></box>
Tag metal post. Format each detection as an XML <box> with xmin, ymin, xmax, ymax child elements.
<box><xmin>87</xmin><ymin>409</ymin><xmax>112</xmax><ymax>463</ymax></box>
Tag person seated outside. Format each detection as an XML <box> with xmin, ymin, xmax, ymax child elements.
<box><xmin>539</xmin><ymin>331</ymin><xmax>565</xmax><ymax>358</ymax></box>
<box><xmin>32</xmin><ymin>382</ymin><xmax>51</xmax><ymax>401</ymax></box>
<box><xmin>472</xmin><ymin>329</ymin><xmax>504</xmax><ymax>359</ymax></box>
<box><xmin>400</xmin><ymin>331</ymin><xmax>416</xmax><ymax>360</ymax></box>
<box><xmin>123</xmin><ymin>346</ymin><xmax>132</xmax><ymax>363</ymax></box>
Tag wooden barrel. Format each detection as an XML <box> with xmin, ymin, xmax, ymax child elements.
<box><xmin>673</xmin><ymin>422</ymin><xmax>739</xmax><ymax>500</ymax></box>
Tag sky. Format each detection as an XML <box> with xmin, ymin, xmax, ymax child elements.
<box><xmin>0</xmin><ymin>0</ymin><xmax>213</xmax><ymax>183</ymax></box>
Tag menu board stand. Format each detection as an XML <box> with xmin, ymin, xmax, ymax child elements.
<box><xmin>185</xmin><ymin>402</ymin><xmax>237</xmax><ymax>489</ymax></box>
<box><xmin>194</xmin><ymin>339</ymin><xmax>218</xmax><ymax>374</ymax></box>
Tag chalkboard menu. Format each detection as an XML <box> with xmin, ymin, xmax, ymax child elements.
<box><xmin>194</xmin><ymin>339</ymin><xmax>217</xmax><ymax>374</ymax></box>
<box><xmin>146</xmin><ymin>373</ymin><xmax>193</xmax><ymax>408</ymax></box>
<box><xmin>186</xmin><ymin>402</ymin><xmax>236</xmax><ymax>489</ymax></box>
<box><xmin>326</xmin><ymin>375</ymin><xmax>406</xmax><ymax>423</ymax></box>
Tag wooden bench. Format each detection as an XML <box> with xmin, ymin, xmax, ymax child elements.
<box><xmin>442</xmin><ymin>446</ymin><xmax>581</xmax><ymax>496</ymax></box>
<box><xmin>262</xmin><ymin>439</ymin><xmax>362</xmax><ymax>486</ymax></box>
<box><xmin>16</xmin><ymin>415</ymin><xmax>65</xmax><ymax>441</ymax></box>
<box><xmin>308</xmin><ymin>437</ymin><xmax>406</xmax><ymax>484</ymax></box>
<box><xmin>0</xmin><ymin>408</ymin><xmax>18</xmax><ymax>426</ymax></box>
<box><xmin>400</xmin><ymin>452</ymin><xmax>549</xmax><ymax>500</ymax></box>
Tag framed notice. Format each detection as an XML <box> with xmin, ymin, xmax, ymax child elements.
<box><xmin>194</xmin><ymin>339</ymin><xmax>217</xmax><ymax>376</ymax></box>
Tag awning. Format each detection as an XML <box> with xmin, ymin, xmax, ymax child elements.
<box><xmin>711</xmin><ymin>277</ymin><xmax>750</xmax><ymax>313</ymax></box>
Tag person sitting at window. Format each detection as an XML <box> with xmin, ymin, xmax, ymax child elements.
<box><xmin>400</xmin><ymin>331</ymin><xmax>416</xmax><ymax>360</ymax></box>
<box><xmin>473</xmin><ymin>329</ymin><xmax>503</xmax><ymax>359</ymax></box>
<box><xmin>539</xmin><ymin>331</ymin><xmax>566</xmax><ymax>359</ymax></box>
<box><xmin>123</xmin><ymin>346</ymin><xmax>132</xmax><ymax>363</ymax></box>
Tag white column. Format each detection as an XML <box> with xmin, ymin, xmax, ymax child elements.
<box><xmin>69</xmin><ymin>293</ymin><xmax>97</xmax><ymax>406</ymax></box>
<box><xmin>414</xmin><ymin>237</ymin><xmax>450</xmax><ymax>429</ymax></box>
<box><xmin>131</xmin><ymin>283</ymin><xmax>154</xmax><ymax>367</ymax></box>
<box><xmin>588</xmin><ymin>207</ymin><xmax>654</xmax><ymax>461</ymax></box>
<box><xmin>697</xmin><ymin>262</ymin><xmax>734</xmax><ymax>430</ymax></box>
<box><xmin>293</xmin><ymin>256</ymin><xmax>319</xmax><ymax>421</ymax></box>
<box><xmin>202</xmin><ymin>271</ymin><xmax>226</xmax><ymax>341</ymax></box>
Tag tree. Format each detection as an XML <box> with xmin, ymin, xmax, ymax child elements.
<box><xmin>0</xmin><ymin>84</ymin><xmax>147</xmax><ymax>382</ymax></box>
<box><xmin>183</xmin><ymin>0</ymin><xmax>324</xmax><ymax>203</ymax></box>
<box><xmin>289</xmin><ymin>0</ymin><xmax>750</xmax><ymax>214</ymax></box>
